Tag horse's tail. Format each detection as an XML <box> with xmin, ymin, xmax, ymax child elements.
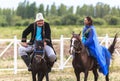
<box><xmin>108</xmin><ymin>33</ymin><xmax>118</xmax><ymax>55</ymax></box>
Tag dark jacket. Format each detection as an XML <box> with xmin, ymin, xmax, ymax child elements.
<box><xmin>21</xmin><ymin>22</ymin><xmax>52</xmax><ymax>47</ymax></box>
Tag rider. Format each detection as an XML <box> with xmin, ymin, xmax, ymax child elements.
<box><xmin>19</xmin><ymin>12</ymin><xmax>56</xmax><ymax>71</ymax></box>
<box><xmin>82</xmin><ymin>16</ymin><xmax>111</xmax><ymax>75</ymax></box>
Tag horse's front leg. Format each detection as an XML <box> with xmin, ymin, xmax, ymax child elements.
<box><xmin>38</xmin><ymin>72</ymin><xmax>44</xmax><ymax>81</ymax></box>
<box><xmin>93</xmin><ymin>68</ymin><xmax>98</xmax><ymax>81</ymax></box>
<box><xmin>32</xmin><ymin>72</ymin><xmax>36</xmax><ymax>81</ymax></box>
<box><xmin>45</xmin><ymin>72</ymin><xmax>49</xmax><ymax>81</ymax></box>
<box><xmin>74</xmin><ymin>69</ymin><xmax>80</xmax><ymax>81</ymax></box>
<box><xmin>84</xmin><ymin>70</ymin><xmax>89</xmax><ymax>81</ymax></box>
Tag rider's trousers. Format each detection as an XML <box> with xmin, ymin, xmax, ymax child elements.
<box><xmin>18</xmin><ymin>45</ymin><xmax>56</xmax><ymax>62</ymax></box>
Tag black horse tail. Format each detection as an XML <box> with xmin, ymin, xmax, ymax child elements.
<box><xmin>108</xmin><ymin>33</ymin><xmax>118</xmax><ymax>55</ymax></box>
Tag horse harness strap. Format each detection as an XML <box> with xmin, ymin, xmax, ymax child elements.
<box><xmin>84</xmin><ymin>47</ymin><xmax>90</xmax><ymax>56</ymax></box>
<box><xmin>42</xmin><ymin>24</ymin><xmax>45</xmax><ymax>38</ymax></box>
<box><xmin>83</xmin><ymin>28</ymin><xmax>92</xmax><ymax>39</ymax></box>
<box><xmin>84</xmin><ymin>28</ymin><xmax>91</xmax><ymax>35</ymax></box>
<box><xmin>34</xmin><ymin>49</ymin><xmax>45</xmax><ymax>53</ymax></box>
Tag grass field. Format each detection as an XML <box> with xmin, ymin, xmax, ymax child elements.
<box><xmin>0</xmin><ymin>25</ymin><xmax>120</xmax><ymax>39</ymax></box>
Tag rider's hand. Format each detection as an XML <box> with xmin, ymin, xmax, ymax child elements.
<box><xmin>43</xmin><ymin>38</ymin><xmax>50</xmax><ymax>45</ymax></box>
<box><xmin>44</xmin><ymin>41</ymin><xmax>47</xmax><ymax>46</ymax></box>
<box><xmin>20</xmin><ymin>42</ymin><xmax>28</xmax><ymax>47</ymax></box>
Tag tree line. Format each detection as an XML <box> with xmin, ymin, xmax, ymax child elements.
<box><xmin>0</xmin><ymin>0</ymin><xmax>120</xmax><ymax>27</ymax></box>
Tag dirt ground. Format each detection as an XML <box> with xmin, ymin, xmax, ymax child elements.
<box><xmin>0</xmin><ymin>68</ymin><xmax>120</xmax><ymax>81</ymax></box>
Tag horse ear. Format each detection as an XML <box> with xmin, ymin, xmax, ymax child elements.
<box><xmin>72</xmin><ymin>31</ymin><xmax>74</xmax><ymax>35</ymax></box>
<box><xmin>78</xmin><ymin>31</ymin><xmax>81</xmax><ymax>36</ymax></box>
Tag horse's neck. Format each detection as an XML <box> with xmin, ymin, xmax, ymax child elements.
<box><xmin>82</xmin><ymin>44</ymin><xmax>89</xmax><ymax>56</ymax></box>
<box><xmin>75</xmin><ymin>45</ymin><xmax>89</xmax><ymax>63</ymax></box>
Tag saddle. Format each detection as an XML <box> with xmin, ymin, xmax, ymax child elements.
<box><xmin>28</xmin><ymin>50</ymin><xmax>54</xmax><ymax>72</ymax></box>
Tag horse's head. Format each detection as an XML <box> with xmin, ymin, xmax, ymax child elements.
<box><xmin>69</xmin><ymin>32</ymin><xmax>83</xmax><ymax>55</ymax></box>
<box><xmin>34</xmin><ymin>40</ymin><xmax>45</xmax><ymax>63</ymax></box>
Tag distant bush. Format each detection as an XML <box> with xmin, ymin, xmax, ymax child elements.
<box><xmin>108</xmin><ymin>16</ymin><xmax>119</xmax><ymax>25</ymax></box>
<box><xmin>104</xmin><ymin>15</ymin><xmax>120</xmax><ymax>25</ymax></box>
<box><xmin>0</xmin><ymin>15</ymin><xmax>8</xmax><ymax>27</ymax></box>
<box><xmin>93</xmin><ymin>18</ymin><xmax>106</xmax><ymax>25</ymax></box>
<box><xmin>76</xmin><ymin>17</ymin><xmax>84</xmax><ymax>25</ymax></box>
<box><xmin>22</xmin><ymin>19</ymin><xmax>33</xmax><ymax>26</ymax></box>
<box><xmin>61</xmin><ymin>14</ymin><xmax>79</xmax><ymax>25</ymax></box>
<box><xmin>48</xmin><ymin>16</ymin><xmax>62</xmax><ymax>25</ymax></box>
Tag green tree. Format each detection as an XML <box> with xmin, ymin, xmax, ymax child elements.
<box><xmin>16</xmin><ymin>1</ymin><xmax>26</xmax><ymax>18</ymax></box>
<box><xmin>95</xmin><ymin>2</ymin><xmax>104</xmax><ymax>18</ymax></box>
<box><xmin>45</xmin><ymin>5</ymin><xmax>49</xmax><ymax>17</ymax></box>
<box><xmin>103</xmin><ymin>4</ymin><xmax>110</xmax><ymax>17</ymax></box>
<box><xmin>79</xmin><ymin>4</ymin><xmax>88</xmax><ymax>16</ymax></box>
<box><xmin>2</xmin><ymin>9</ymin><xmax>13</xmax><ymax>25</ymax></box>
<box><xmin>110</xmin><ymin>7</ymin><xmax>120</xmax><ymax>17</ymax></box>
<box><xmin>50</xmin><ymin>3</ymin><xmax>57</xmax><ymax>16</ymax></box>
<box><xmin>58</xmin><ymin>4</ymin><xmax>67</xmax><ymax>16</ymax></box>
<box><xmin>38</xmin><ymin>4</ymin><xmax>45</xmax><ymax>16</ymax></box>
<box><xmin>67</xmin><ymin>6</ymin><xmax>74</xmax><ymax>14</ymax></box>
<box><xmin>27</xmin><ymin>2</ymin><xmax>37</xmax><ymax>18</ymax></box>
<box><xmin>76</xmin><ymin>6</ymin><xmax>80</xmax><ymax>15</ymax></box>
<box><xmin>88</xmin><ymin>5</ymin><xmax>94</xmax><ymax>17</ymax></box>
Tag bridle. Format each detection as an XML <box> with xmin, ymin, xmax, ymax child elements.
<box><xmin>70</xmin><ymin>36</ymin><xmax>82</xmax><ymax>54</ymax></box>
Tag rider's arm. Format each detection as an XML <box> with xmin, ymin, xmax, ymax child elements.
<box><xmin>21</xmin><ymin>23</ymin><xmax>33</xmax><ymax>47</ymax></box>
<box><xmin>21</xmin><ymin>24</ymin><xmax>33</xmax><ymax>42</ymax></box>
<box><xmin>83</xmin><ymin>29</ymin><xmax>94</xmax><ymax>47</ymax></box>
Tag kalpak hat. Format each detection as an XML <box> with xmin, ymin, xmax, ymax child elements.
<box><xmin>35</xmin><ymin>13</ymin><xmax>44</xmax><ymax>22</ymax></box>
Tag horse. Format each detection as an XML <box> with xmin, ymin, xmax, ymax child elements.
<box><xmin>31</xmin><ymin>40</ymin><xmax>50</xmax><ymax>81</ymax></box>
<box><xmin>69</xmin><ymin>32</ymin><xmax>117</xmax><ymax>81</ymax></box>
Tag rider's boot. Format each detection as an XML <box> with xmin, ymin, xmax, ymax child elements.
<box><xmin>47</xmin><ymin>61</ymin><xmax>54</xmax><ymax>72</ymax></box>
<box><xmin>21</xmin><ymin>55</ymin><xmax>32</xmax><ymax>71</ymax></box>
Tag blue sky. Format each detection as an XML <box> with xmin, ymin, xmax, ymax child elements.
<box><xmin>0</xmin><ymin>0</ymin><xmax>120</xmax><ymax>9</ymax></box>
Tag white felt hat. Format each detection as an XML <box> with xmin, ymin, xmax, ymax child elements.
<box><xmin>35</xmin><ymin>13</ymin><xmax>44</xmax><ymax>22</ymax></box>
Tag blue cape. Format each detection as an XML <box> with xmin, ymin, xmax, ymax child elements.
<box><xmin>82</xmin><ymin>25</ymin><xmax>111</xmax><ymax>75</ymax></box>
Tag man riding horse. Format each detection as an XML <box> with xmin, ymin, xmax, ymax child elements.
<box><xmin>19</xmin><ymin>12</ymin><xmax>56</xmax><ymax>71</ymax></box>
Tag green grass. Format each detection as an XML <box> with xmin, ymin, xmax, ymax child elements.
<box><xmin>0</xmin><ymin>25</ymin><xmax>120</xmax><ymax>39</ymax></box>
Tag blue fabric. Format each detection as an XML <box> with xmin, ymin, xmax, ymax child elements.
<box><xmin>35</xmin><ymin>26</ymin><xmax>42</xmax><ymax>41</ymax></box>
<box><xmin>82</xmin><ymin>25</ymin><xmax>111</xmax><ymax>75</ymax></box>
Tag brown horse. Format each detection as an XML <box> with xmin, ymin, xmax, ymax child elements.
<box><xmin>69</xmin><ymin>32</ymin><xmax>117</xmax><ymax>81</ymax></box>
<box><xmin>31</xmin><ymin>40</ymin><xmax>50</xmax><ymax>81</ymax></box>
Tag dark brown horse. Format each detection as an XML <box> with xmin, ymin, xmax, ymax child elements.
<box><xmin>69</xmin><ymin>32</ymin><xmax>117</xmax><ymax>81</ymax></box>
<box><xmin>31</xmin><ymin>40</ymin><xmax>50</xmax><ymax>81</ymax></box>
